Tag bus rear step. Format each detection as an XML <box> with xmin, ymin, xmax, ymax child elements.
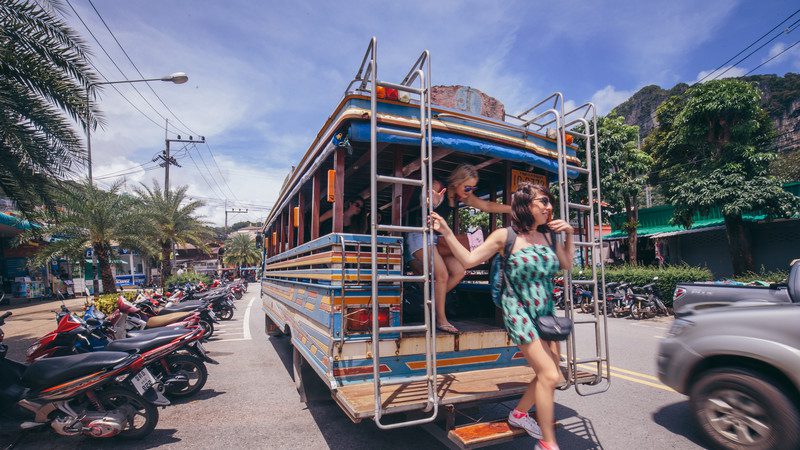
<box><xmin>447</xmin><ymin>420</ymin><xmax>527</xmax><ymax>449</ymax></box>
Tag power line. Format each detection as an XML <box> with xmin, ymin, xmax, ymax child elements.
<box><xmin>744</xmin><ymin>38</ymin><xmax>800</xmax><ymax>76</ymax></box>
<box><xmin>186</xmin><ymin>146</ymin><xmax>229</xmax><ymax>200</ymax></box>
<box><xmin>64</xmin><ymin>0</ymin><xmax>182</xmax><ymax>136</ymax></box>
<box><xmin>203</xmin><ymin>142</ymin><xmax>240</xmax><ymax>201</ymax></box>
<box><xmin>697</xmin><ymin>8</ymin><xmax>800</xmax><ymax>83</ymax></box>
<box><xmin>191</xmin><ymin>145</ymin><xmax>231</xmax><ymax>201</ymax></box>
<box><xmin>85</xmin><ymin>0</ymin><xmax>194</xmax><ymax>137</ymax></box>
<box><xmin>79</xmin><ymin>0</ymin><xmax>240</xmax><ymax>202</ymax></box>
<box><xmin>709</xmin><ymin>16</ymin><xmax>800</xmax><ymax>82</ymax></box>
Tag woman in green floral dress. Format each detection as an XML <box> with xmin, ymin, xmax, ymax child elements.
<box><xmin>431</xmin><ymin>182</ymin><xmax>574</xmax><ymax>450</ymax></box>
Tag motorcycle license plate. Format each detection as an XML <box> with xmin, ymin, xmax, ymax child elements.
<box><xmin>208</xmin><ymin>311</ymin><xmax>216</xmax><ymax>319</ymax></box>
<box><xmin>131</xmin><ymin>368</ymin><xmax>157</xmax><ymax>395</ymax></box>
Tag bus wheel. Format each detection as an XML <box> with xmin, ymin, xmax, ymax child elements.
<box><xmin>265</xmin><ymin>313</ymin><xmax>283</xmax><ymax>336</ymax></box>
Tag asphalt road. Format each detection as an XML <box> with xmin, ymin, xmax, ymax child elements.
<box><xmin>1</xmin><ymin>288</ymin><xmax>706</xmax><ymax>449</ymax></box>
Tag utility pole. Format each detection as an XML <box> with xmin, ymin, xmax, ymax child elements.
<box><xmin>157</xmin><ymin>119</ymin><xmax>205</xmax><ymax>192</ymax></box>
<box><xmin>225</xmin><ymin>208</ymin><xmax>248</xmax><ymax>235</ymax></box>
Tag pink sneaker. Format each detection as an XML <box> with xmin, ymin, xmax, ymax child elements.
<box><xmin>535</xmin><ymin>441</ymin><xmax>560</xmax><ymax>450</ymax></box>
<box><xmin>507</xmin><ymin>410</ymin><xmax>543</xmax><ymax>439</ymax></box>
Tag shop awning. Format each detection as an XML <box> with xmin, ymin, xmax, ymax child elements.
<box><xmin>0</xmin><ymin>212</ymin><xmax>36</xmax><ymax>232</ymax></box>
<box><xmin>85</xmin><ymin>259</ymin><xmax>129</xmax><ymax>264</ymax></box>
<box><xmin>604</xmin><ymin>215</ymin><xmax>765</xmax><ymax>240</ymax></box>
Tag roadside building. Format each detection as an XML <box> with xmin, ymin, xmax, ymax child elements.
<box><xmin>604</xmin><ymin>182</ymin><xmax>800</xmax><ymax>277</ymax></box>
<box><xmin>175</xmin><ymin>243</ymin><xmax>221</xmax><ymax>276</ymax></box>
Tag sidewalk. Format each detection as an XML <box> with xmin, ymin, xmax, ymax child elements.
<box><xmin>0</xmin><ymin>296</ymin><xmax>90</xmax><ymax>362</ymax></box>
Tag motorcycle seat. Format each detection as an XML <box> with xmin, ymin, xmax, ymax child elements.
<box><xmin>105</xmin><ymin>329</ymin><xmax>189</xmax><ymax>353</ymax></box>
<box><xmin>22</xmin><ymin>351</ymin><xmax>133</xmax><ymax>391</ymax></box>
<box><xmin>146</xmin><ymin>312</ymin><xmax>194</xmax><ymax>328</ymax></box>
<box><xmin>160</xmin><ymin>301</ymin><xmax>204</xmax><ymax>314</ymax></box>
<box><xmin>127</xmin><ymin>326</ymin><xmax>189</xmax><ymax>338</ymax></box>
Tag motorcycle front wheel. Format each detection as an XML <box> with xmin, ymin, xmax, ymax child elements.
<box><xmin>200</xmin><ymin>320</ymin><xmax>214</xmax><ymax>340</ymax></box>
<box><xmin>630</xmin><ymin>304</ymin><xmax>643</xmax><ymax>320</ymax></box>
<box><xmin>160</xmin><ymin>353</ymin><xmax>208</xmax><ymax>398</ymax></box>
<box><xmin>96</xmin><ymin>387</ymin><xmax>158</xmax><ymax>439</ymax></box>
<box><xmin>218</xmin><ymin>306</ymin><xmax>234</xmax><ymax>321</ymax></box>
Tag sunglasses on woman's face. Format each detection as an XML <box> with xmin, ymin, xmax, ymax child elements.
<box><xmin>535</xmin><ymin>196</ymin><xmax>551</xmax><ymax>207</ymax></box>
<box><xmin>463</xmin><ymin>185</ymin><xmax>477</xmax><ymax>193</ymax></box>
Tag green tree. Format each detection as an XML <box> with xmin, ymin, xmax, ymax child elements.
<box><xmin>134</xmin><ymin>183</ymin><xmax>210</xmax><ymax>285</ymax></box>
<box><xmin>646</xmin><ymin>79</ymin><xmax>799</xmax><ymax>275</ymax></box>
<box><xmin>19</xmin><ymin>179</ymin><xmax>146</xmax><ymax>294</ymax></box>
<box><xmin>223</xmin><ymin>233</ymin><xmax>261</xmax><ymax>271</ymax></box>
<box><xmin>596</xmin><ymin>113</ymin><xmax>652</xmax><ymax>265</ymax></box>
<box><xmin>0</xmin><ymin>0</ymin><xmax>100</xmax><ymax>217</ymax></box>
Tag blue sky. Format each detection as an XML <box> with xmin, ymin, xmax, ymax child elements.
<box><xmin>59</xmin><ymin>0</ymin><xmax>800</xmax><ymax>225</ymax></box>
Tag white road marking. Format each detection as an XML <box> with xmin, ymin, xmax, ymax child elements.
<box><xmin>630</xmin><ymin>322</ymin><xmax>670</xmax><ymax>331</ymax></box>
<box><xmin>243</xmin><ymin>295</ymin><xmax>255</xmax><ymax>340</ymax></box>
<box><xmin>654</xmin><ymin>335</ymin><xmax>665</xmax><ymax>339</ymax></box>
<box><xmin>215</xmin><ymin>337</ymin><xmax>250</xmax><ymax>342</ymax></box>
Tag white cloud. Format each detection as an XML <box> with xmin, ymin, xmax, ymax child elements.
<box><xmin>694</xmin><ymin>66</ymin><xmax>748</xmax><ymax>83</ymax></box>
<box><xmin>590</xmin><ymin>86</ymin><xmax>635</xmax><ymax>115</ymax></box>
<box><xmin>762</xmin><ymin>42</ymin><xmax>800</xmax><ymax>69</ymax></box>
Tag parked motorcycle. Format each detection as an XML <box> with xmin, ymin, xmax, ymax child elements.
<box><xmin>629</xmin><ymin>278</ymin><xmax>670</xmax><ymax>319</ymax></box>
<box><xmin>0</xmin><ymin>311</ymin><xmax>163</xmax><ymax>443</ymax></box>
<box><xmin>27</xmin><ymin>307</ymin><xmax>215</xmax><ymax>399</ymax></box>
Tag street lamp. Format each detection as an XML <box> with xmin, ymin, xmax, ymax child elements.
<box><xmin>85</xmin><ymin>72</ymin><xmax>189</xmax><ymax>184</ymax></box>
<box><xmin>84</xmin><ymin>72</ymin><xmax>187</xmax><ymax>300</ymax></box>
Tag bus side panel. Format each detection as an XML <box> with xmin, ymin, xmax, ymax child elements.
<box><xmin>332</xmin><ymin>346</ymin><xmax>527</xmax><ymax>386</ymax></box>
<box><xmin>261</xmin><ymin>278</ymin><xmax>336</xmax><ymax>386</ymax></box>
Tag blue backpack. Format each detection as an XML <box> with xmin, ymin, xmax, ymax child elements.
<box><xmin>490</xmin><ymin>227</ymin><xmax>517</xmax><ymax>308</ymax></box>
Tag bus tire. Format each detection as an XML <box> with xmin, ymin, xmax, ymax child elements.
<box><xmin>265</xmin><ymin>313</ymin><xmax>283</xmax><ymax>336</ymax></box>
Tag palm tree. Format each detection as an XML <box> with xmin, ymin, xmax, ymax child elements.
<box><xmin>19</xmin><ymin>179</ymin><xmax>148</xmax><ymax>294</ymax></box>
<box><xmin>134</xmin><ymin>182</ymin><xmax>210</xmax><ymax>285</ymax></box>
<box><xmin>1</xmin><ymin>0</ymin><xmax>100</xmax><ymax>218</ymax></box>
<box><xmin>223</xmin><ymin>233</ymin><xmax>261</xmax><ymax>275</ymax></box>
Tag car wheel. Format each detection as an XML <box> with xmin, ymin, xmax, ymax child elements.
<box><xmin>689</xmin><ymin>368</ymin><xmax>800</xmax><ymax>450</ymax></box>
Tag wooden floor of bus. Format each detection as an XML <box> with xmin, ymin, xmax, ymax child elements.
<box><xmin>334</xmin><ymin>365</ymin><xmax>597</xmax><ymax>420</ymax></box>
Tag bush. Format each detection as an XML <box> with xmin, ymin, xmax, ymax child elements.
<box><xmin>166</xmin><ymin>272</ymin><xmax>210</xmax><ymax>287</ymax></box>
<box><xmin>573</xmin><ymin>264</ymin><xmax>713</xmax><ymax>307</ymax></box>
<box><xmin>94</xmin><ymin>291</ymin><xmax>136</xmax><ymax>315</ymax></box>
<box><xmin>732</xmin><ymin>269</ymin><xmax>789</xmax><ymax>284</ymax></box>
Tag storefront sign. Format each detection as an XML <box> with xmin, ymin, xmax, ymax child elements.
<box><xmin>510</xmin><ymin>169</ymin><xmax>548</xmax><ymax>191</ymax></box>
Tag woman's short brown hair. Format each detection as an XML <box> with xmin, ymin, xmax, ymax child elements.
<box><xmin>511</xmin><ymin>182</ymin><xmax>550</xmax><ymax>233</ymax></box>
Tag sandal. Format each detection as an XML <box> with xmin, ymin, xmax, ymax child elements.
<box><xmin>436</xmin><ymin>323</ymin><xmax>459</xmax><ymax>334</ymax></box>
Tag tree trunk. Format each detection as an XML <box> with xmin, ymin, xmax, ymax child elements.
<box><xmin>724</xmin><ymin>215</ymin><xmax>755</xmax><ymax>276</ymax></box>
<box><xmin>95</xmin><ymin>244</ymin><xmax>117</xmax><ymax>294</ymax></box>
<box><xmin>161</xmin><ymin>242</ymin><xmax>172</xmax><ymax>288</ymax></box>
<box><xmin>625</xmin><ymin>197</ymin><xmax>639</xmax><ymax>266</ymax></box>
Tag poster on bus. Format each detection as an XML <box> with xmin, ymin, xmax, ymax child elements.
<box><xmin>510</xmin><ymin>169</ymin><xmax>547</xmax><ymax>191</ymax></box>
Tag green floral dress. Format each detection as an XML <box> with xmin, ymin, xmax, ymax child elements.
<box><xmin>501</xmin><ymin>244</ymin><xmax>560</xmax><ymax>344</ymax></box>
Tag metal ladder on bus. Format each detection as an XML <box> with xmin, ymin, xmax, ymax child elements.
<box><xmin>359</xmin><ymin>37</ymin><xmax>439</xmax><ymax>429</ymax></box>
<box><xmin>558</xmin><ymin>103</ymin><xmax>611</xmax><ymax>395</ymax></box>
<box><xmin>513</xmin><ymin>95</ymin><xmax>610</xmax><ymax>395</ymax></box>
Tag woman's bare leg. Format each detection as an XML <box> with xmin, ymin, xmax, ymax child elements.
<box><xmin>443</xmin><ymin>255</ymin><xmax>465</xmax><ymax>291</ymax></box>
<box><xmin>516</xmin><ymin>339</ymin><xmax>560</xmax><ymax>444</ymax></box>
<box><xmin>414</xmin><ymin>248</ymin><xmax>451</xmax><ymax>327</ymax></box>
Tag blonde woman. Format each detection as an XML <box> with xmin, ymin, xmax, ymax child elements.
<box><xmin>431</xmin><ymin>182</ymin><xmax>573</xmax><ymax>450</ymax></box>
<box><xmin>405</xmin><ymin>164</ymin><xmax>511</xmax><ymax>333</ymax></box>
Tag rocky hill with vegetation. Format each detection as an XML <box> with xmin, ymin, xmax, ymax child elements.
<box><xmin>612</xmin><ymin>73</ymin><xmax>800</xmax><ymax>153</ymax></box>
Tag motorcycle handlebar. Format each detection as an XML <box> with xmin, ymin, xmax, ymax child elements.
<box><xmin>1</xmin><ymin>311</ymin><xmax>12</xmax><ymax>320</ymax></box>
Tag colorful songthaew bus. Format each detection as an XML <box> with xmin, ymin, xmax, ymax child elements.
<box><xmin>260</xmin><ymin>38</ymin><xmax>610</xmax><ymax>447</ymax></box>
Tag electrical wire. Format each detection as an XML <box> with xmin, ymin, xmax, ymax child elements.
<box><xmin>85</xmin><ymin>0</ymin><xmax>195</xmax><ymax>137</ymax></box>
<box><xmin>64</xmin><ymin>0</ymin><xmax>185</xmax><ymax>136</ymax></box>
<box><xmin>744</xmin><ymin>38</ymin><xmax>800</xmax><ymax>76</ymax></box>
<box><xmin>697</xmin><ymin>8</ymin><xmax>800</xmax><ymax>83</ymax></box>
<box><xmin>186</xmin><ymin>146</ymin><xmax>229</xmax><ymax>200</ymax></box>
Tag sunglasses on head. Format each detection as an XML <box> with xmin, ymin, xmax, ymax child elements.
<box><xmin>463</xmin><ymin>185</ymin><xmax>477</xmax><ymax>193</ymax></box>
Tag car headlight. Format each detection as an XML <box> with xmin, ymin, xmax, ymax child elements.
<box><xmin>667</xmin><ymin>319</ymin><xmax>694</xmax><ymax>337</ymax></box>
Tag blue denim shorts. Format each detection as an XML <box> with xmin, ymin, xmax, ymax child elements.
<box><xmin>404</xmin><ymin>232</ymin><xmax>438</xmax><ymax>263</ymax></box>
